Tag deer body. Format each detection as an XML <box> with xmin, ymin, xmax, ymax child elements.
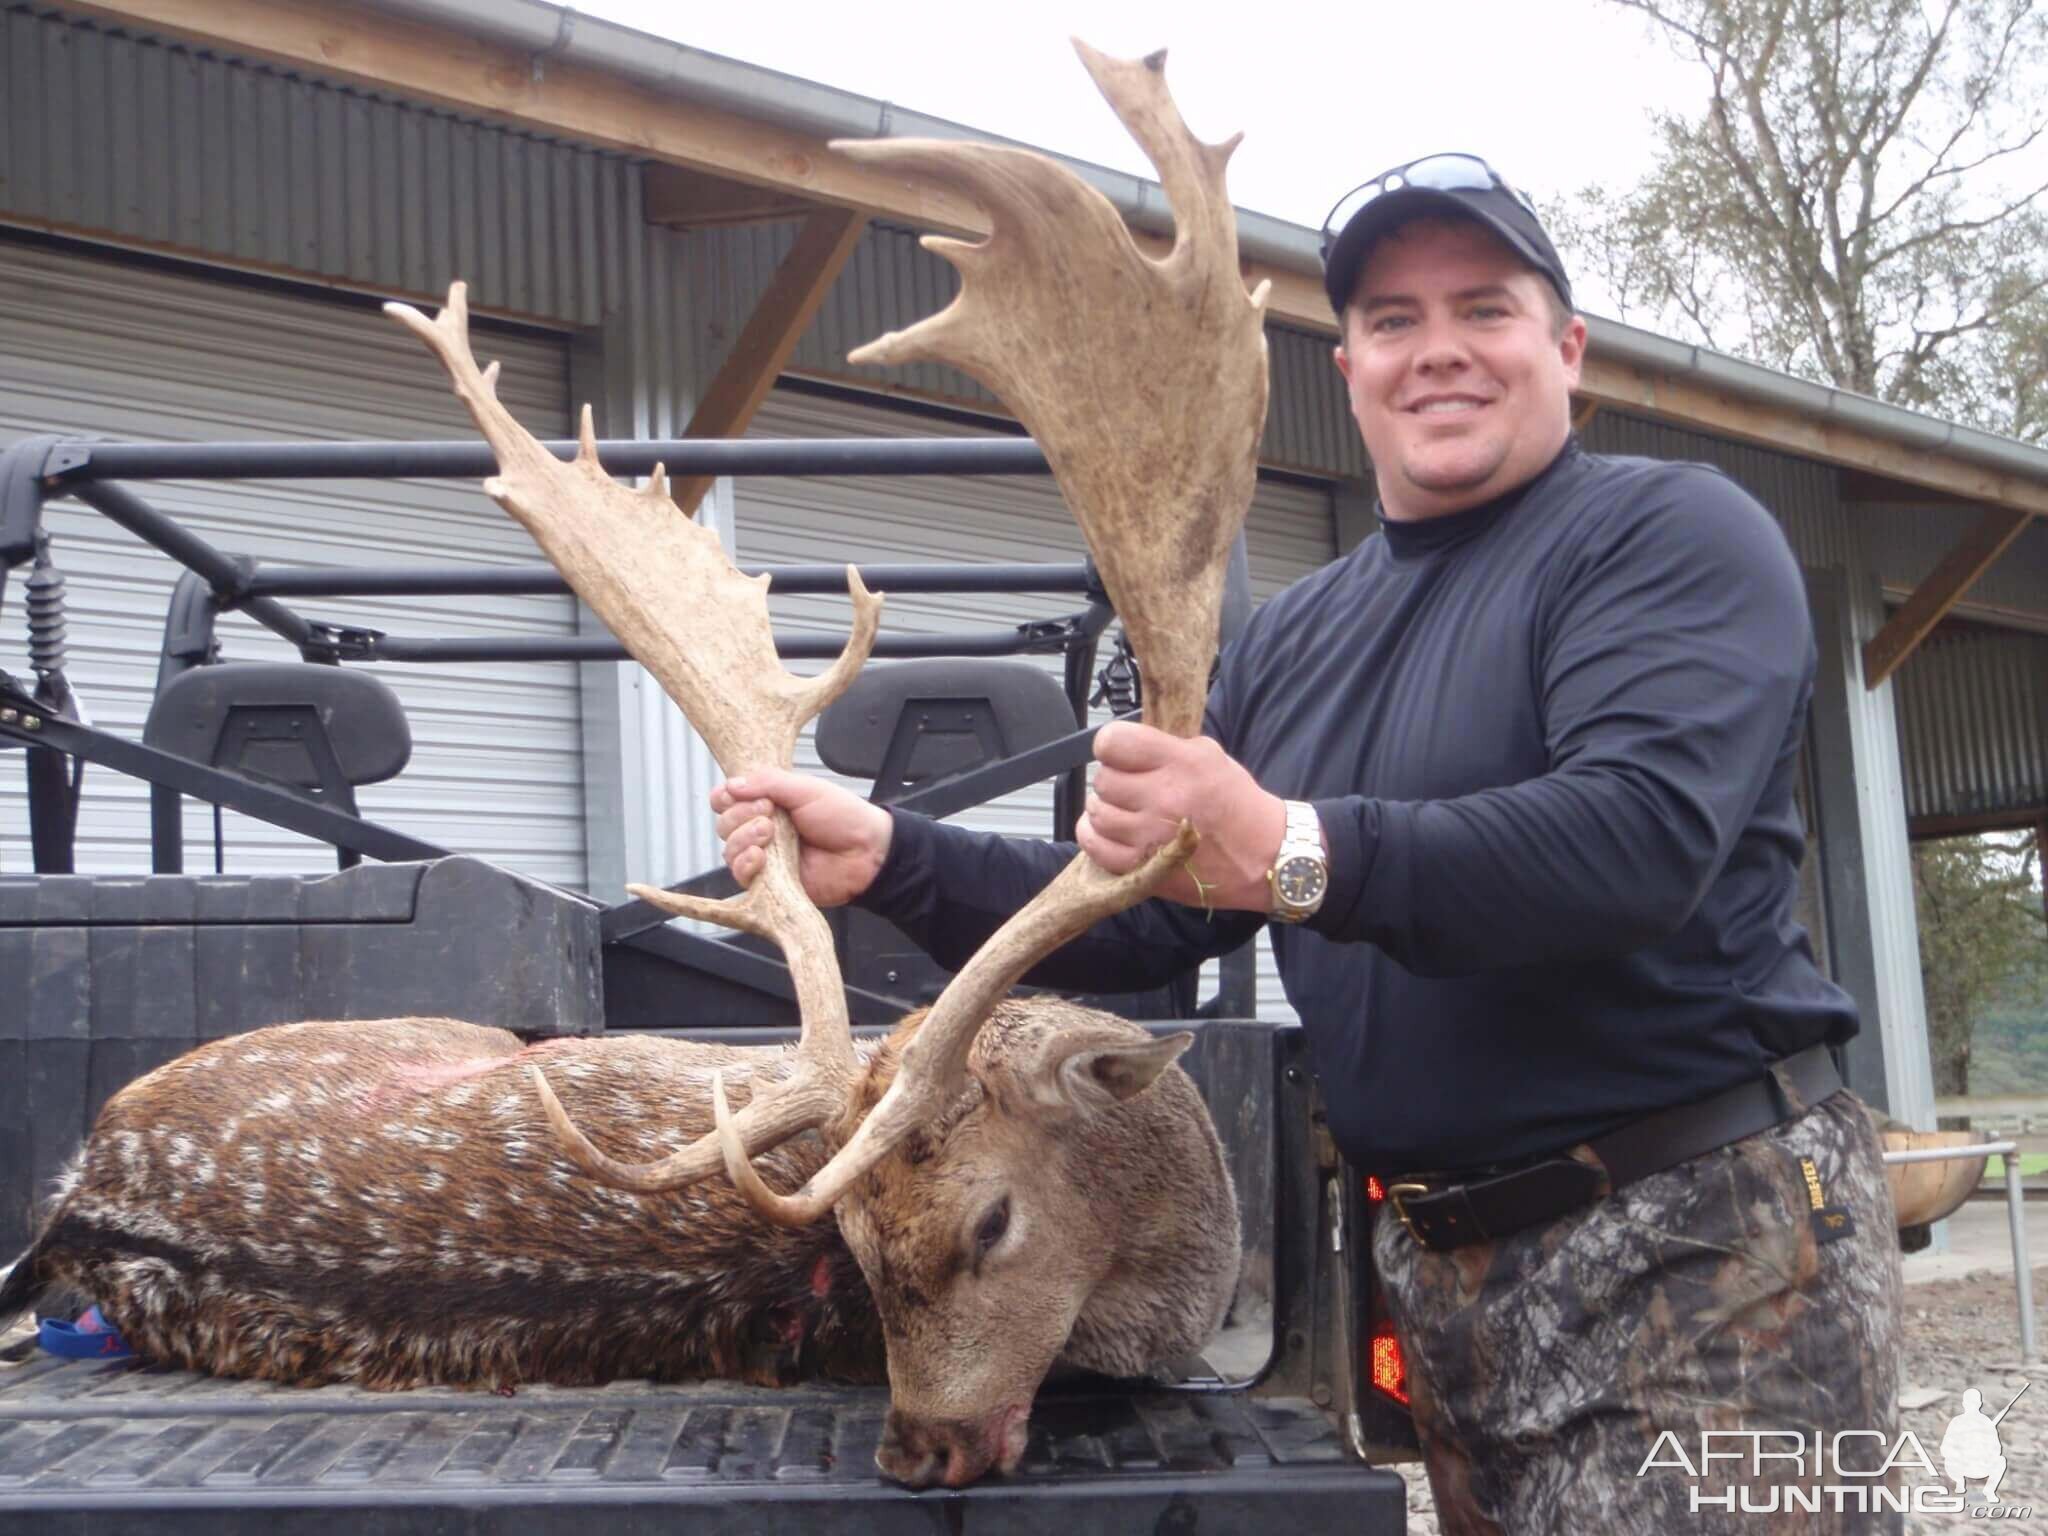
<box><xmin>3</xmin><ymin>1001</ymin><xmax>1238</xmax><ymax>1481</ymax></box>
<box><xmin>7</xmin><ymin>1019</ymin><xmax>878</xmax><ymax>1391</ymax></box>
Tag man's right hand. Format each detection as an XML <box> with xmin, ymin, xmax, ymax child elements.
<box><xmin>710</xmin><ymin>768</ymin><xmax>893</xmax><ymax>908</ymax></box>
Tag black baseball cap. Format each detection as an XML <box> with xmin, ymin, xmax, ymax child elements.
<box><xmin>1319</xmin><ymin>153</ymin><xmax>1572</xmax><ymax>318</ymax></box>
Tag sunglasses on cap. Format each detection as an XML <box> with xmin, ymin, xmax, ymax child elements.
<box><xmin>1318</xmin><ymin>153</ymin><xmax>1540</xmax><ymax>262</ymax></box>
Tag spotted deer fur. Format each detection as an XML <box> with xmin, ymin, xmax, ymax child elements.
<box><xmin>1</xmin><ymin>1001</ymin><xmax>1238</xmax><ymax>1424</ymax></box>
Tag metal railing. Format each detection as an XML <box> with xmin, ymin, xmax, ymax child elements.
<box><xmin>0</xmin><ymin>430</ymin><xmax>1260</xmax><ymax>1022</ymax></box>
<box><xmin>1883</xmin><ymin>1140</ymin><xmax>2037</xmax><ymax>1359</ymax></box>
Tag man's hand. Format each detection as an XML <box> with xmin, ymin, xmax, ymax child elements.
<box><xmin>1079</xmin><ymin>722</ymin><xmax>1290</xmax><ymax>912</ymax></box>
<box><xmin>711</xmin><ymin>769</ymin><xmax>893</xmax><ymax>908</ymax></box>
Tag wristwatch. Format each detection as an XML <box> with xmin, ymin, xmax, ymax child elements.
<box><xmin>1266</xmin><ymin>799</ymin><xmax>1328</xmax><ymax>923</ymax></box>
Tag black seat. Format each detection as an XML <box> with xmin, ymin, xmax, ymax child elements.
<box><xmin>814</xmin><ymin>659</ymin><xmax>1195</xmax><ymax>1020</ymax></box>
<box><xmin>142</xmin><ymin>662</ymin><xmax>411</xmax><ymax>870</ymax></box>
<box><xmin>816</xmin><ymin>658</ymin><xmax>1077</xmax><ymax>801</ymax></box>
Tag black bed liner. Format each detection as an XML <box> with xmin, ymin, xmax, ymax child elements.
<box><xmin>0</xmin><ymin>1358</ymin><xmax>1396</xmax><ymax>1534</ymax></box>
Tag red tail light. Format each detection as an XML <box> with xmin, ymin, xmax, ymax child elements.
<box><xmin>1369</xmin><ymin>1325</ymin><xmax>1409</xmax><ymax>1405</ymax></box>
<box><xmin>1358</xmin><ymin>1174</ymin><xmax>1409</xmax><ymax>1403</ymax></box>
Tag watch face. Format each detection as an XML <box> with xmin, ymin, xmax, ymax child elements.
<box><xmin>1276</xmin><ymin>855</ymin><xmax>1327</xmax><ymax>907</ymax></box>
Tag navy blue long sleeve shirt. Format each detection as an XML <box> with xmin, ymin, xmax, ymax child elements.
<box><xmin>858</xmin><ymin>441</ymin><xmax>1859</xmax><ymax>1171</ymax></box>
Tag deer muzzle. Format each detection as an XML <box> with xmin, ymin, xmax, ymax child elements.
<box><xmin>876</xmin><ymin>1400</ymin><xmax>1032</xmax><ymax>1488</ymax></box>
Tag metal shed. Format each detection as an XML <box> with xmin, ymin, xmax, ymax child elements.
<box><xmin>2</xmin><ymin>0</ymin><xmax>2045</xmax><ymax>1132</ymax></box>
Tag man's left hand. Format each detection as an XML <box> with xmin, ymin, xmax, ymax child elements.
<box><xmin>1078</xmin><ymin>721</ymin><xmax>1290</xmax><ymax>912</ymax></box>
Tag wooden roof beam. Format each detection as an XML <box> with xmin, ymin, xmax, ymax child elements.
<box><xmin>1860</xmin><ymin>505</ymin><xmax>2035</xmax><ymax>688</ymax></box>
<box><xmin>643</xmin><ymin>164</ymin><xmax>819</xmax><ymax>229</ymax></box>
<box><xmin>670</xmin><ymin>207</ymin><xmax>868</xmax><ymax>515</ymax></box>
<box><xmin>1570</xmin><ymin>360</ymin><xmax>2048</xmax><ymax>517</ymax></box>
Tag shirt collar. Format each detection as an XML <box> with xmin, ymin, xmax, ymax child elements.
<box><xmin>1375</xmin><ymin>437</ymin><xmax>1581</xmax><ymax>559</ymax></box>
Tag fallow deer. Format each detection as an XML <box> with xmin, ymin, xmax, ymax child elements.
<box><xmin>0</xmin><ymin>41</ymin><xmax>1271</xmax><ymax>1490</ymax></box>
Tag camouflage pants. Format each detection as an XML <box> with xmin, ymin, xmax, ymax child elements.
<box><xmin>1373</xmin><ymin>1090</ymin><xmax>1905</xmax><ymax>1535</ymax></box>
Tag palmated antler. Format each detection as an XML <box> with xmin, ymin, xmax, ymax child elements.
<box><xmin>715</xmin><ymin>40</ymin><xmax>1272</xmax><ymax>1225</ymax></box>
<box><xmin>838</xmin><ymin>41</ymin><xmax>1269</xmax><ymax>738</ymax></box>
<box><xmin>387</xmin><ymin>283</ymin><xmax>884</xmax><ymax>1192</ymax></box>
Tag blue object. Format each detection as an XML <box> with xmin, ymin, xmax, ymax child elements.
<box><xmin>38</xmin><ymin>1305</ymin><xmax>133</xmax><ymax>1360</ymax></box>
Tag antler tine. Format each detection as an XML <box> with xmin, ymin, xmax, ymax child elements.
<box><xmin>705</xmin><ymin>43</ymin><xmax>1273</xmax><ymax>1226</ymax></box>
<box><xmin>389</xmin><ymin>283</ymin><xmax>886</xmax><ymax>1191</ymax></box>
<box><xmin>720</xmin><ymin>824</ymin><xmax>1201</xmax><ymax>1226</ymax></box>
<box><xmin>528</xmin><ymin>1058</ymin><xmax>851</xmax><ymax>1195</ymax></box>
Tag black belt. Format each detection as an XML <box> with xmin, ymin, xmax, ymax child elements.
<box><xmin>1384</xmin><ymin>1045</ymin><xmax>1843</xmax><ymax>1252</ymax></box>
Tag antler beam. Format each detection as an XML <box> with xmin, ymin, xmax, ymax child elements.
<box><xmin>387</xmin><ymin>284</ymin><xmax>883</xmax><ymax>1187</ymax></box>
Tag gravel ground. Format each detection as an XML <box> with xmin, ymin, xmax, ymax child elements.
<box><xmin>1897</xmin><ymin>1265</ymin><xmax>2045</xmax><ymax>1533</ymax></box>
<box><xmin>1390</xmin><ymin>1261</ymin><xmax>2048</xmax><ymax>1534</ymax></box>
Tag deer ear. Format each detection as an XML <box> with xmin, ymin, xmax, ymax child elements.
<box><xmin>1024</xmin><ymin>1030</ymin><xmax>1195</xmax><ymax>1117</ymax></box>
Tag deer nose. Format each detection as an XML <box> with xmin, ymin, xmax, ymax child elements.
<box><xmin>876</xmin><ymin>1409</ymin><xmax>1003</xmax><ymax>1489</ymax></box>
<box><xmin>876</xmin><ymin>1411</ymin><xmax>944</xmax><ymax>1487</ymax></box>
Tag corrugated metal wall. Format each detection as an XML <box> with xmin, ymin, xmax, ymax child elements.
<box><xmin>1267</xmin><ymin>327</ymin><xmax>1369</xmax><ymax>478</ymax></box>
<box><xmin>680</xmin><ymin>218</ymin><xmax>1366</xmax><ymax>478</ymax></box>
<box><xmin>0</xmin><ymin>4</ymin><xmax>721</xmax><ymax>896</ymax></box>
<box><xmin>737</xmin><ymin>388</ymin><xmax>1333</xmax><ymax>1022</ymax></box>
<box><xmin>0</xmin><ymin>6</ymin><xmax>632</xmax><ymax>327</ymax></box>
<box><xmin>0</xmin><ymin>4</ymin><xmax>1366</xmax><ymax>894</ymax></box>
<box><xmin>1894</xmin><ymin>627</ymin><xmax>2048</xmax><ymax>823</ymax></box>
<box><xmin>0</xmin><ymin>238</ymin><xmax>587</xmax><ymax>881</ymax></box>
<box><xmin>3</xmin><ymin>5</ymin><xmax>1366</xmax><ymax>481</ymax></box>
<box><xmin>0</xmin><ymin>8</ymin><xmax>710</xmax><ymax>498</ymax></box>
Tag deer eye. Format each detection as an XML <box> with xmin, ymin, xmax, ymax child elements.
<box><xmin>974</xmin><ymin>1197</ymin><xmax>1011</xmax><ymax>1259</ymax></box>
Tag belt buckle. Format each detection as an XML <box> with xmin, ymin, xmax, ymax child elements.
<box><xmin>1386</xmin><ymin>1181</ymin><xmax>1431</xmax><ymax>1244</ymax></box>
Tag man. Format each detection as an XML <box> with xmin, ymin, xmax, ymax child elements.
<box><xmin>713</xmin><ymin>154</ymin><xmax>1903</xmax><ymax>1531</ymax></box>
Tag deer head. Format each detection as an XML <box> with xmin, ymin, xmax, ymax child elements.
<box><xmin>385</xmin><ymin>37</ymin><xmax>1268</xmax><ymax>1487</ymax></box>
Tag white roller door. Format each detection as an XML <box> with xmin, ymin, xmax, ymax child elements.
<box><xmin>0</xmin><ymin>239</ymin><xmax>586</xmax><ymax>886</ymax></box>
<box><xmin>735</xmin><ymin>388</ymin><xmax>1333</xmax><ymax>1020</ymax></box>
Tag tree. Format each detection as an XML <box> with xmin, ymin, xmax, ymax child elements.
<box><xmin>1910</xmin><ymin>830</ymin><xmax>2044</xmax><ymax>1095</ymax></box>
<box><xmin>1550</xmin><ymin>0</ymin><xmax>2048</xmax><ymax>441</ymax></box>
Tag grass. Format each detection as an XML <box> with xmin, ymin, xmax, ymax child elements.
<box><xmin>1977</xmin><ymin>1152</ymin><xmax>2048</xmax><ymax>1185</ymax></box>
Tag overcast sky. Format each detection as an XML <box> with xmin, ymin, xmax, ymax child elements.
<box><xmin>572</xmin><ymin>0</ymin><xmax>1711</xmax><ymax>318</ymax></box>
